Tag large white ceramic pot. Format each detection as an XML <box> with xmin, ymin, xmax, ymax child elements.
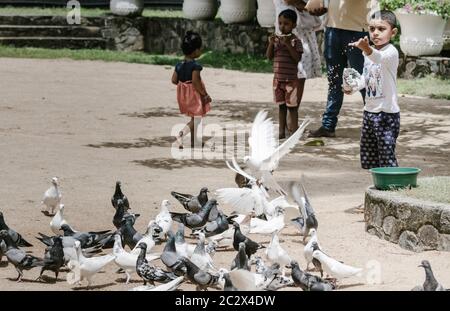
<box><xmin>110</xmin><ymin>0</ymin><xmax>144</xmax><ymax>17</ymax></box>
<box><xmin>256</xmin><ymin>0</ymin><xmax>275</xmax><ymax>27</ymax></box>
<box><xmin>219</xmin><ymin>0</ymin><xmax>257</xmax><ymax>24</ymax></box>
<box><xmin>183</xmin><ymin>0</ymin><xmax>218</xmax><ymax>20</ymax></box>
<box><xmin>395</xmin><ymin>10</ymin><xmax>447</xmax><ymax>56</ymax></box>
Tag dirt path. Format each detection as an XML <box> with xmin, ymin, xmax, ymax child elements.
<box><xmin>0</xmin><ymin>58</ymin><xmax>449</xmax><ymax>291</ymax></box>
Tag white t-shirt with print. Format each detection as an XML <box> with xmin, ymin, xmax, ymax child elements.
<box><xmin>361</xmin><ymin>44</ymin><xmax>399</xmax><ymax>113</ymax></box>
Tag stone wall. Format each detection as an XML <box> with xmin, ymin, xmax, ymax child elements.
<box><xmin>398</xmin><ymin>55</ymin><xmax>450</xmax><ymax>79</ymax></box>
<box><xmin>364</xmin><ymin>186</ymin><xmax>450</xmax><ymax>252</ymax></box>
<box><xmin>102</xmin><ymin>16</ymin><xmax>270</xmax><ymax>55</ymax></box>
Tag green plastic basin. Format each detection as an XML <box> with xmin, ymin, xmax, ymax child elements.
<box><xmin>369</xmin><ymin>167</ymin><xmax>421</xmax><ymax>190</ymax></box>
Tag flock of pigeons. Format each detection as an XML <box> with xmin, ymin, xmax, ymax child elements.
<box><xmin>0</xmin><ymin>111</ymin><xmax>448</xmax><ymax>291</ymax></box>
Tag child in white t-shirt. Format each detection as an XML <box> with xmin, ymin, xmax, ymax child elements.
<box><xmin>346</xmin><ymin>10</ymin><xmax>400</xmax><ymax>169</ymax></box>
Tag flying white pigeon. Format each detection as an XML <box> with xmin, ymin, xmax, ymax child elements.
<box><xmin>68</xmin><ymin>241</ymin><xmax>115</xmax><ymax>288</ymax></box>
<box><xmin>112</xmin><ymin>234</ymin><xmax>160</xmax><ymax>284</ymax></box>
<box><xmin>41</xmin><ymin>177</ymin><xmax>62</xmax><ymax>215</ymax></box>
<box><xmin>243</xmin><ymin>111</ymin><xmax>311</xmax><ymax>195</ymax></box>
<box><xmin>50</xmin><ymin>204</ymin><xmax>76</xmax><ymax>235</ymax></box>
<box><xmin>265</xmin><ymin>232</ymin><xmax>291</xmax><ymax>276</ymax></box>
<box><xmin>304</xmin><ymin>228</ymin><xmax>321</xmax><ymax>270</ymax></box>
<box><xmin>312</xmin><ymin>249</ymin><xmax>363</xmax><ymax>281</ymax></box>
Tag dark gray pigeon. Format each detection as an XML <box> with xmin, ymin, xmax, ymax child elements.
<box><xmin>202</xmin><ymin>212</ymin><xmax>237</xmax><ymax>237</ymax></box>
<box><xmin>113</xmin><ymin>199</ymin><xmax>140</xmax><ymax>229</ymax></box>
<box><xmin>111</xmin><ymin>181</ymin><xmax>130</xmax><ymax>210</ymax></box>
<box><xmin>170</xmin><ymin>199</ymin><xmax>217</xmax><ymax>230</ymax></box>
<box><xmin>135</xmin><ymin>242</ymin><xmax>178</xmax><ymax>286</ymax></box>
<box><xmin>37</xmin><ymin>236</ymin><xmax>65</xmax><ymax>282</ymax></box>
<box><xmin>0</xmin><ymin>230</ymin><xmax>44</xmax><ymax>282</ymax></box>
<box><xmin>59</xmin><ymin>224</ymin><xmax>111</xmax><ymax>249</ymax></box>
<box><xmin>0</xmin><ymin>211</ymin><xmax>33</xmax><ymax>247</ymax></box>
<box><xmin>181</xmin><ymin>257</ymin><xmax>219</xmax><ymax>291</ymax></box>
<box><xmin>171</xmin><ymin>187</ymin><xmax>209</xmax><ymax>213</ymax></box>
<box><xmin>160</xmin><ymin>232</ymin><xmax>187</xmax><ymax>276</ymax></box>
<box><xmin>118</xmin><ymin>216</ymin><xmax>143</xmax><ymax>250</ymax></box>
<box><xmin>231</xmin><ymin>242</ymin><xmax>250</xmax><ymax>271</ymax></box>
<box><xmin>232</xmin><ymin>222</ymin><xmax>265</xmax><ymax>258</ymax></box>
<box><xmin>290</xmin><ymin>260</ymin><xmax>335</xmax><ymax>291</ymax></box>
<box><xmin>412</xmin><ymin>260</ymin><xmax>447</xmax><ymax>291</ymax></box>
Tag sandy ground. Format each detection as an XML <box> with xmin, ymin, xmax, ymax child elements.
<box><xmin>0</xmin><ymin>58</ymin><xmax>449</xmax><ymax>291</ymax></box>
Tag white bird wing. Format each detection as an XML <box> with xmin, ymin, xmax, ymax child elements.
<box><xmin>229</xmin><ymin>269</ymin><xmax>258</xmax><ymax>291</ymax></box>
<box><xmin>249</xmin><ymin>111</ymin><xmax>277</xmax><ymax>162</ymax></box>
<box><xmin>260</xmin><ymin>171</ymin><xmax>287</xmax><ymax>196</ymax></box>
<box><xmin>226</xmin><ymin>157</ymin><xmax>257</xmax><ymax>183</ymax></box>
<box><xmin>216</xmin><ymin>188</ymin><xmax>264</xmax><ymax>216</ymax></box>
<box><xmin>129</xmin><ymin>276</ymin><xmax>185</xmax><ymax>291</ymax></box>
<box><xmin>261</xmin><ymin>118</ymin><xmax>311</xmax><ymax>171</ymax></box>
<box><xmin>83</xmin><ymin>254</ymin><xmax>115</xmax><ymax>274</ymax></box>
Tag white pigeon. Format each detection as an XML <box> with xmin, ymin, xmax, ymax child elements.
<box><xmin>312</xmin><ymin>249</ymin><xmax>363</xmax><ymax>281</ymax></box>
<box><xmin>243</xmin><ymin>111</ymin><xmax>311</xmax><ymax>195</ymax></box>
<box><xmin>129</xmin><ymin>276</ymin><xmax>184</xmax><ymax>291</ymax></box>
<box><xmin>113</xmin><ymin>234</ymin><xmax>159</xmax><ymax>284</ymax></box>
<box><xmin>304</xmin><ymin>228</ymin><xmax>320</xmax><ymax>270</ymax></box>
<box><xmin>190</xmin><ymin>232</ymin><xmax>216</xmax><ymax>272</ymax></box>
<box><xmin>50</xmin><ymin>204</ymin><xmax>76</xmax><ymax>235</ymax></box>
<box><xmin>68</xmin><ymin>241</ymin><xmax>115</xmax><ymax>288</ymax></box>
<box><xmin>249</xmin><ymin>211</ymin><xmax>285</xmax><ymax>235</ymax></box>
<box><xmin>228</xmin><ymin>268</ymin><xmax>271</xmax><ymax>291</ymax></box>
<box><xmin>41</xmin><ymin>177</ymin><xmax>62</xmax><ymax>215</ymax></box>
<box><xmin>152</xmin><ymin>200</ymin><xmax>173</xmax><ymax>240</ymax></box>
<box><xmin>266</xmin><ymin>232</ymin><xmax>291</xmax><ymax>275</ymax></box>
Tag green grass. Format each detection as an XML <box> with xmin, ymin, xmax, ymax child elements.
<box><xmin>0</xmin><ymin>6</ymin><xmax>182</xmax><ymax>18</ymax></box>
<box><xmin>398</xmin><ymin>76</ymin><xmax>450</xmax><ymax>100</ymax></box>
<box><xmin>394</xmin><ymin>177</ymin><xmax>450</xmax><ymax>204</ymax></box>
<box><xmin>0</xmin><ymin>45</ymin><xmax>272</xmax><ymax>73</ymax></box>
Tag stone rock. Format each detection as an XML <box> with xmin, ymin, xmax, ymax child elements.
<box><xmin>437</xmin><ymin>234</ymin><xmax>450</xmax><ymax>251</ymax></box>
<box><xmin>396</xmin><ymin>203</ymin><xmax>411</xmax><ymax>220</ymax></box>
<box><xmin>440</xmin><ymin>209</ymin><xmax>450</xmax><ymax>234</ymax></box>
<box><xmin>398</xmin><ymin>231</ymin><xmax>422</xmax><ymax>252</ymax></box>
<box><xmin>382</xmin><ymin>216</ymin><xmax>402</xmax><ymax>242</ymax></box>
<box><xmin>417</xmin><ymin>225</ymin><xmax>439</xmax><ymax>250</ymax></box>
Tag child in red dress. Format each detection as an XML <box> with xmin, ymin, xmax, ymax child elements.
<box><xmin>172</xmin><ymin>31</ymin><xmax>211</xmax><ymax>149</ymax></box>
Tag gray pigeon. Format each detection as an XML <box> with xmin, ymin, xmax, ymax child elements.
<box><xmin>289</xmin><ymin>181</ymin><xmax>318</xmax><ymax>243</ymax></box>
<box><xmin>171</xmin><ymin>187</ymin><xmax>209</xmax><ymax>213</ymax></box>
<box><xmin>135</xmin><ymin>242</ymin><xmax>178</xmax><ymax>286</ymax></box>
<box><xmin>202</xmin><ymin>212</ymin><xmax>237</xmax><ymax>237</ymax></box>
<box><xmin>113</xmin><ymin>199</ymin><xmax>140</xmax><ymax>229</ymax></box>
<box><xmin>111</xmin><ymin>181</ymin><xmax>130</xmax><ymax>210</ymax></box>
<box><xmin>0</xmin><ymin>239</ymin><xmax>5</xmax><ymax>262</ymax></box>
<box><xmin>170</xmin><ymin>199</ymin><xmax>217</xmax><ymax>230</ymax></box>
<box><xmin>0</xmin><ymin>211</ymin><xmax>33</xmax><ymax>247</ymax></box>
<box><xmin>223</xmin><ymin>273</ymin><xmax>238</xmax><ymax>291</ymax></box>
<box><xmin>59</xmin><ymin>224</ymin><xmax>111</xmax><ymax>249</ymax></box>
<box><xmin>232</xmin><ymin>222</ymin><xmax>265</xmax><ymax>258</ymax></box>
<box><xmin>290</xmin><ymin>260</ymin><xmax>335</xmax><ymax>291</ymax></box>
<box><xmin>118</xmin><ymin>216</ymin><xmax>143</xmax><ymax>250</ymax></box>
<box><xmin>181</xmin><ymin>257</ymin><xmax>219</xmax><ymax>291</ymax></box>
<box><xmin>231</xmin><ymin>242</ymin><xmax>250</xmax><ymax>271</ymax></box>
<box><xmin>412</xmin><ymin>260</ymin><xmax>447</xmax><ymax>291</ymax></box>
<box><xmin>0</xmin><ymin>230</ymin><xmax>44</xmax><ymax>282</ymax></box>
<box><xmin>160</xmin><ymin>232</ymin><xmax>187</xmax><ymax>276</ymax></box>
<box><xmin>37</xmin><ymin>236</ymin><xmax>65</xmax><ymax>282</ymax></box>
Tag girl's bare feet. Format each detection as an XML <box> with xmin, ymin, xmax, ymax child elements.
<box><xmin>176</xmin><ymin>131</ymin><xmax>184</xmax><ymax>149</ymax></box>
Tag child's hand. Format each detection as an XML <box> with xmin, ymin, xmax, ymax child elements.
<box><xmin>349</xmin><ymin>36</ymin><xmax>372</xmax><ymax>54</ymax></box>
<box><xmin>279</xmin><ymin>36</ymin><xmax>291</xmax><ymax>46</ymax></box>
<box><xmin>268</xmin><ymin>35</ymin><xmax>276</xmax><ymax>45</ymax></box>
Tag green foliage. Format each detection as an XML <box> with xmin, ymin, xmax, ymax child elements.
<box><xmin>379</xmin><ymin>0</ymin><xmax>450</xmax><ymax>19</ymax></box>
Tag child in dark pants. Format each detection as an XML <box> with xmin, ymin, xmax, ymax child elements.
<box><xmin>266</xmin><ymin>9</ymin><xmax>303</xmax><ymax>139</ymax></box>
<box><xmin>346</xmin><ymin>10</ymin><xmax>400</xmax><ymax>169</ymax></box>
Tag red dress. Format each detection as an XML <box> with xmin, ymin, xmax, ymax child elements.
<box><xmin>175</xmin><ymin>60</ymin><xmax>211</xmax><ymax>117</ymax></box>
